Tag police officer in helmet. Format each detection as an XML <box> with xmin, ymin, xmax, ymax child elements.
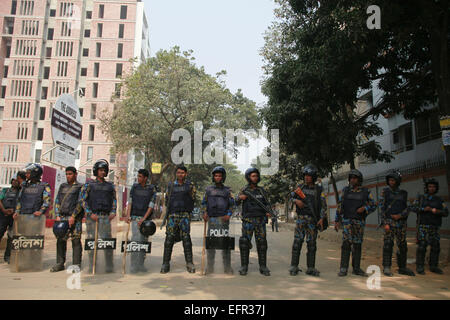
<box><xmin>202</xmin><ymin>166</ymin><xmax>235</xmax><ymax>274</ymax></box>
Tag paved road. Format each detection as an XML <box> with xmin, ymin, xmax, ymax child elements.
<box><xmin>0</xmin><ymin>219</ymin><xmax>449</xmax><ymax>300</ymax></box>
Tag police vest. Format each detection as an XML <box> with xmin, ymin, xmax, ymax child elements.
<box><xmin>87</xmin><ymin>181</ymin><xmax>114</xmax><ymax>213</ymax></box>
<box><xmin>242</xmin><ymin>186</ymin><xmax>268</xmax><ymax>218</ymax></box>
<box><xmin>168</xmin><ymin>181</ymin><xmax>194</xmax><ymax>213</ymax></box>
<box><xmin>341</xmin><ymin>186</ymin><xmax>369</xmax><ymax>220</ymax></box>
<box><xmin>2</xmin><ymin>188</ymin><xmax>19</xmax><ymax>210</ymax></box>
<box><xmin>20</xmin><ymin>182</ymin><xmax>48</xmax><ymax>214</ymax></box>
<box><xmin>131</xmin><ymin>183</ymin><xmax>155</xmax><ymax>217</ymax></box>
<box><xmin>206</xmin><ymin>185</ymin><xmax>230</xmax><ymax>217</ymax></box>
<box><xmin>418</xmin><ymin>194</ymin><xmax>445</xmax><ymax>227</ymax></box>
<box><xmin>295</xmin><ymin>184</ymin><xmax>322</xmax><ymax>219</ymax></box>
<box><xmin>58</xmin><ymin>182</ymin><xmax>82</xmax><ymax>216</ymax></box>
<box><xmin>382</xmin><ymin>187</ymin><xmax>408</xmax><ymax>218</ymax></box>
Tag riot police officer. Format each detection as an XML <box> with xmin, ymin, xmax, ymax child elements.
<box><xmin>160</xmin><ymin>165</ymin><xmax>197</xmax><ymax>274</ymax></box>
<box><xmin>236</xmin><ymin>167</ymin><xmax>272</xmax><ymax>276</ymax></box>
<box><xmin>80</xmin><ymin>159</ymin><xmax>117</xmax><ymax>273</ymax></box>
<box><xmin>379</xmin><ymin>170</ymin><xmax>415</xmax><ymax>277</ymax></box>
<box><xmin>335</xmin><ymin>169</ymin><xmax>376</xmax><ymax>277</ymax></box>
<box><xmin>50</xmin><ymin>167</ymin><xmax>83</xmax><ymax>272</ymax></box>
<box><xmin>412</xmin><ymin>178</ymin><xmax>449</xmax><ymax>275</ymax></box>
<box><xmin>202</xmin><ymin>166</ymin><xmax>235</xmax><ymax>275</ymax></box>
<box><xmin>125</xmin><ymin>169</ymin><xmax>157</xmax><ymax>273</ymax></box>
<box><xmin>289</xmin><ymin>164</ymin><xmax>327</xmax><ymax>277</ymax></box>
<box><xmin>0</xmin><ymin>174</ymin><xmax>21</xmax><ymax>263</ymax></box>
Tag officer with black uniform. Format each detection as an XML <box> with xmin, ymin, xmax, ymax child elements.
<box><xmin>0</xmin><ymin>174</ymin><xmax>22</xmax><ymax>263</ymax></box>
<box><xmin>50</xmin><ymin>166</ymin><xmax>83</xmax><ymax>272</ymax></box>
<box><xmin>161</xmin><ymin>165</ymin><xmax>196</xmax><ymax>274</ymax></box>
<box><xmin>236</xmin><ymin>167</ymin><xmax>272</xmax><ymax>276</ymax></box>
<box><xmin>379</xmin><ymin>170</ymin><xmax>415</xmax><ymax>277</ymax></box>
<box><xmin>335</xmin><ymin>169</ymin><xmax>376</xmax><ymax>277</ymax></box>
<box><xmin>412</xmin><ymin>178</ymin><xmax>449</xmax><ymax>275</ymax></box>
<box><xmin>202</xmin><ymin>166</ymin><xmax>235</xmax><ymax>274</ymax></box>
<box><xmin>125</xmin><ymin>168</ymin><xmax>157</xmax><ymax>273</ymax></box>
<box><xmin>80</xmin><ymin>159</ymin><xmax>117</xmax><ymax>273</ymax></box>
<box><xmin>289</xmin><ymin>164</ymin><xmax>327</xmax><ymax>277</ymax></box>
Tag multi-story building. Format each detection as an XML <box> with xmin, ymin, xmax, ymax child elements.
<box><xmin>323</xmin><ymin>82</ymin><xmax>449</xmax><ymax>232</ymax></box>
<box><xmin>0</xmin><ymin>0</ymin><xmax>150</xmax><ymax>189</ymax></box>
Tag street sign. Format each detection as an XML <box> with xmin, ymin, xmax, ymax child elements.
<box><xmin>51</xmin><ymin>94</ymin><xmax>82</xmax><ymax>167</ymax></box>
<box><xmin>151</xmin><ymin>162</ymin><xmax>162</xmax><ymax>174</ymax></box>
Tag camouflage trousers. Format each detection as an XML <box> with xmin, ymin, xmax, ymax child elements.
<box><xmin>294</xmin><ymin>215</ymin><xmax>318</xmax><ymax>243</ymax></box>
<box><xmin>58</xmin><ymin>216</ymin><xmax>82</xmax><ymax>240</ymax></box>
<box><xmin>241</xmin><ymin>216</ymin><xmax>267</xmax><ymax>243</ymax></box>
<box><xmin>383</xmin><ymin>219</ymin><xmax>407</xmax><ymax>246</ymax></box>
<box><xmin>166</xmin><ymin>211</ymin><xmax>191</xmax><ymax>239</ymax></box>
<box><xmin>342</xmin><ymin>218</ymin><xmax>365</xmax><ymax>244</ymax></box>
<box><xmin>417</xmin><ymin>224</ymin><xmax>440</xmax><ymax>244</ymax></box>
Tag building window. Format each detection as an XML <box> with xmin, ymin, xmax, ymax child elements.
<box><xmin>96</xmin><ymin>43</ymin><xmax>101</xmax><ymax>57</ymax></box>
<box><xmin>115</xmin><ymin>63</ymin><xmax>122</xmax><ymax>78</ymax></box>
<box><xmin>41</xmin><ymin>87</ymin><xmax>48</xmax><ymax>100</ymax></box>
<box><xmin>35</xmin><ymin>149</ymin><xmax>41</xmax><ymax>163</ymax></box>
<box><xmin>92</xmin><ymin>83</ymin><xmax>98</xmax><ymax>98</ymax></box>
<box><xmin>114</xmin><ymin>83</ymin><xmax>121</xmax><ymax>98</ymax></box>
<box><xmin>39</xmin><ymin>107</ymin><xmax>45</xmax><ymax>120</ymax></box>
<box><xmin>93</xmin><ymin>63</ymin><xmax>100</xmax><ymax>77</ymax></box>
<box><xmin>391</xmin><ymin>122</ymin><xmax>414</xmax><ymax>153</ymax></box>
<box><xmin>88</xmin><ymin>125</ymin><xmax>95</xmax><ymax>141</ymax></box>
<box><xmin>84</xmin><ymin>29</ymin><xmax>90</xmax><ymax>38</ymax></box>
<box><xmin>44</xmin><ymin>66</ymin><xmax>50</xmax><ymax>79</ymax></box>
<box><xmin>87</xmin><ymin>146</ymin><xmax>93</xmax><ymax>160</ymax></box>
<box><xmin>98</xmin><ymin>4</ymin><xmax>104</xmax><ymax>18</ymax></box>
<box><xmin>37</xmin><ymin>128</ymin><xmax>44</xmax><ymax>141</ymax></box>
<box><xmin>83</xmin><ymin>48</ymin><xmax>89</xmax><ymax>57</ymax></box>
<box><xmin>86</xmin><ymin>10</ymin><xmax>92</xmax><ymax>19</ymax></box>
<box><xmin>46</xmin><ymin>47</ymin><xmax>52</xmax><ymax>58</ymax></box>
<box><xmin>80</xmin><ymin>68</ymin><xmax>87</xmax><ymax>76</ymax></box>
<box><xmin>11</xmin><ymin>1</ymin><xmax>17</xmax><ymax>15</ymax></box>
<box><xmin>47</xmin><ymin>28</ymin><xmax>54</xmax><ymax>40</ymax></box>
<box><xmin>118</xmin><ymin>24</ymin><xmax>124</xmax><ymax>38</ymax></box>
<box><xmin>97</xmin><ymin>23</ymin><xmax>103</xmax><ymax>38</ymax></box>
<box><xmin>415</xmin><ymin>111</ymin><xmax>441</xmax><ymax>145</ymax></box>
<box><xmin>90</xmin><ymin>103</ymin><xmax>96</xmax><ymax>120</ymax></box>
<box><xmin>117</xmin><ymin>43</ymin><xmax>123</xmax><ymax>58</ymax></box>
<box><xmin>120</xmin><ymin>5</ymin><xmax>127</xmax><ymax>19</ymax></box>
<box><xmin>79</xmin><ymin>107</ymin><xmax>83</xmax><ymax>117</ymax></box>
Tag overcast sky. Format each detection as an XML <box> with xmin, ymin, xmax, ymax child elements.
<box><xmin>143</xmin><ymin>0</ymin><xmax>277</xmax><ymax>172</ymax></box>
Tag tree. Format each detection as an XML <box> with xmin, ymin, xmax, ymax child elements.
<box><xmin>100</xmin><ymin>46</ymin><xmax>260</xmax><ymax>186</ymax></box>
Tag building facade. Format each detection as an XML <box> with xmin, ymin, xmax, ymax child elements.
<box><xmin>0</xmin><ymin>0</ymin><xmax>150</xmax><ymax>188</ymax></box>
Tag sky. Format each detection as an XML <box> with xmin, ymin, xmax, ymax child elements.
<box><xmin>143</xmin><ymin>0</ymin><xmax>277</xmax><ymax>172</ymax></box>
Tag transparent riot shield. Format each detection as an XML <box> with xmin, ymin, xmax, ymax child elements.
<box><xmin>84</xmin><ymin>215</ymin><xmax>116</xmax><ymax>274</ymax></box>
<box><xmin>10</xmin><ymin>214</ymin><xmax>45</xmax><ymax>272</ymax></box>
<box><xmin>204</xmin><ymin>215</ymin><xmax>236</xmax><ymax>274</ymax></box>
<box><xmin>121</xmin><ymin>219</ymin><xmax>152</xmax><ymax>274</ymax></box>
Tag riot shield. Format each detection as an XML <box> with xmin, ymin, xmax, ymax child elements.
<box><xmin>84</xmin><ymin>215</ymin><xmax>116</xmax><ymax>274</ymax></box>
<box><xmin>204</xmin><ymin>215</ymin><xmax>235</xmax><ymax>274</ymax></box>
<box><xmin>9</xmin><ymin>214</ymin><xmax>45</xmax><ymax>272</ymax></box>
<box><xmin>121</xmin><ymin>219</ymin><xmax>152</xmax><ymax>274</ymax></box>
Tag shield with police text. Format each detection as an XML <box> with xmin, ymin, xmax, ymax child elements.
<box><xmin>121</xmin><ymin>219</ymin><xmax>152</xmax><ymax>274</ymax></box>
<box><xmin>9</xmin><ymin>214</ymin><xmax>45</xmax><ymax>272</ymax></box>
<box><xmin>204</xmin><ymin>215</ymin><xmax>235</xmax><ymax>274</ymax></box>
<box><xmin>84</xmin><ymin>215</ymin><xmax>117</xmax><ymax>274</ymax></box>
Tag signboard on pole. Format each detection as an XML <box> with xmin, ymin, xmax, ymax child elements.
<box><xmin>151</xmin><ymin>163</ymin><xmax>162</xmax><ymax>174</ymax></box>
<box><xmin>51</xmin><ymin>94</ymin><xmax>82</xmax><ymax>167</ymax></box>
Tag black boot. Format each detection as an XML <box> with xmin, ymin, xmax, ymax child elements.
<box><xmin>205</xmin><ymin>249</ymin><xmax>215</xmax><ymax>274</ymax></box>
<box><xmin>382</xmin><ymin>239</ymin><xmax>393</xmax><ymax>276</ymax></box>
<box><xmin>429</xmin><ymin>241</ymin><xmax>443</xmax><ymax>274</ymax></box>
<box><xmin>72</xmin><ymin>238</ymin><xmax>82</xmax><ymax>268</ymax></box>
<box><xmin>305</xmin><ymin>241</ymin><xmax>320</xmax><ymax>277</ymax></box>
<box><xmin>182</xmin><ymin>235</ymin><xmax>195</xmax><ymax>273</ymax></box>
<box><xmin>352</xmin><ymin>243</ymin><xmax>368</xmax><ymax>277</ymax></box>
<box><xmin>397</xmin><ymin>242</ymin><xmax>415</xmax><ymax>276</ymax></box>
<box><xmin>4</xmin><ymin>236</ymin><xmax>12</xmax><ymax>264</ymax></box>
<box><xmin>256</xmin><ymin>239</ymin><xmax>270</xmax><ymax>276</ymax></box>
<box><xmin>416</xmin><ymin>241</ymin><xmax>426</xmax><ymax>275</ymax></box>
<box><xmin>222</xmin><ymin>249</ymin><xmax>233</xmax><ymax>275</ymax></box>
<box><xmin>289</xmin><ymin>239</ymin><xmax>303</xmax><ymax>276</ymax></box>
<box><xmin>338</xmin><ymin>241</ymin><xmax>351</xmax><ymax>276</ymax></box>
<box><xmin>50</xmin><ymin>239</ymin><xmax>67</xmax><ymax>272</ymax></box>
<box><xmin>238</xmin><ymin>237</ymin><xmax>249</xmax><ymax>276</ymax></box>
<box><xmin>160</xmin><ymin>235</ymin><xmax>175</xmax><ymax>273</ymax></box>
